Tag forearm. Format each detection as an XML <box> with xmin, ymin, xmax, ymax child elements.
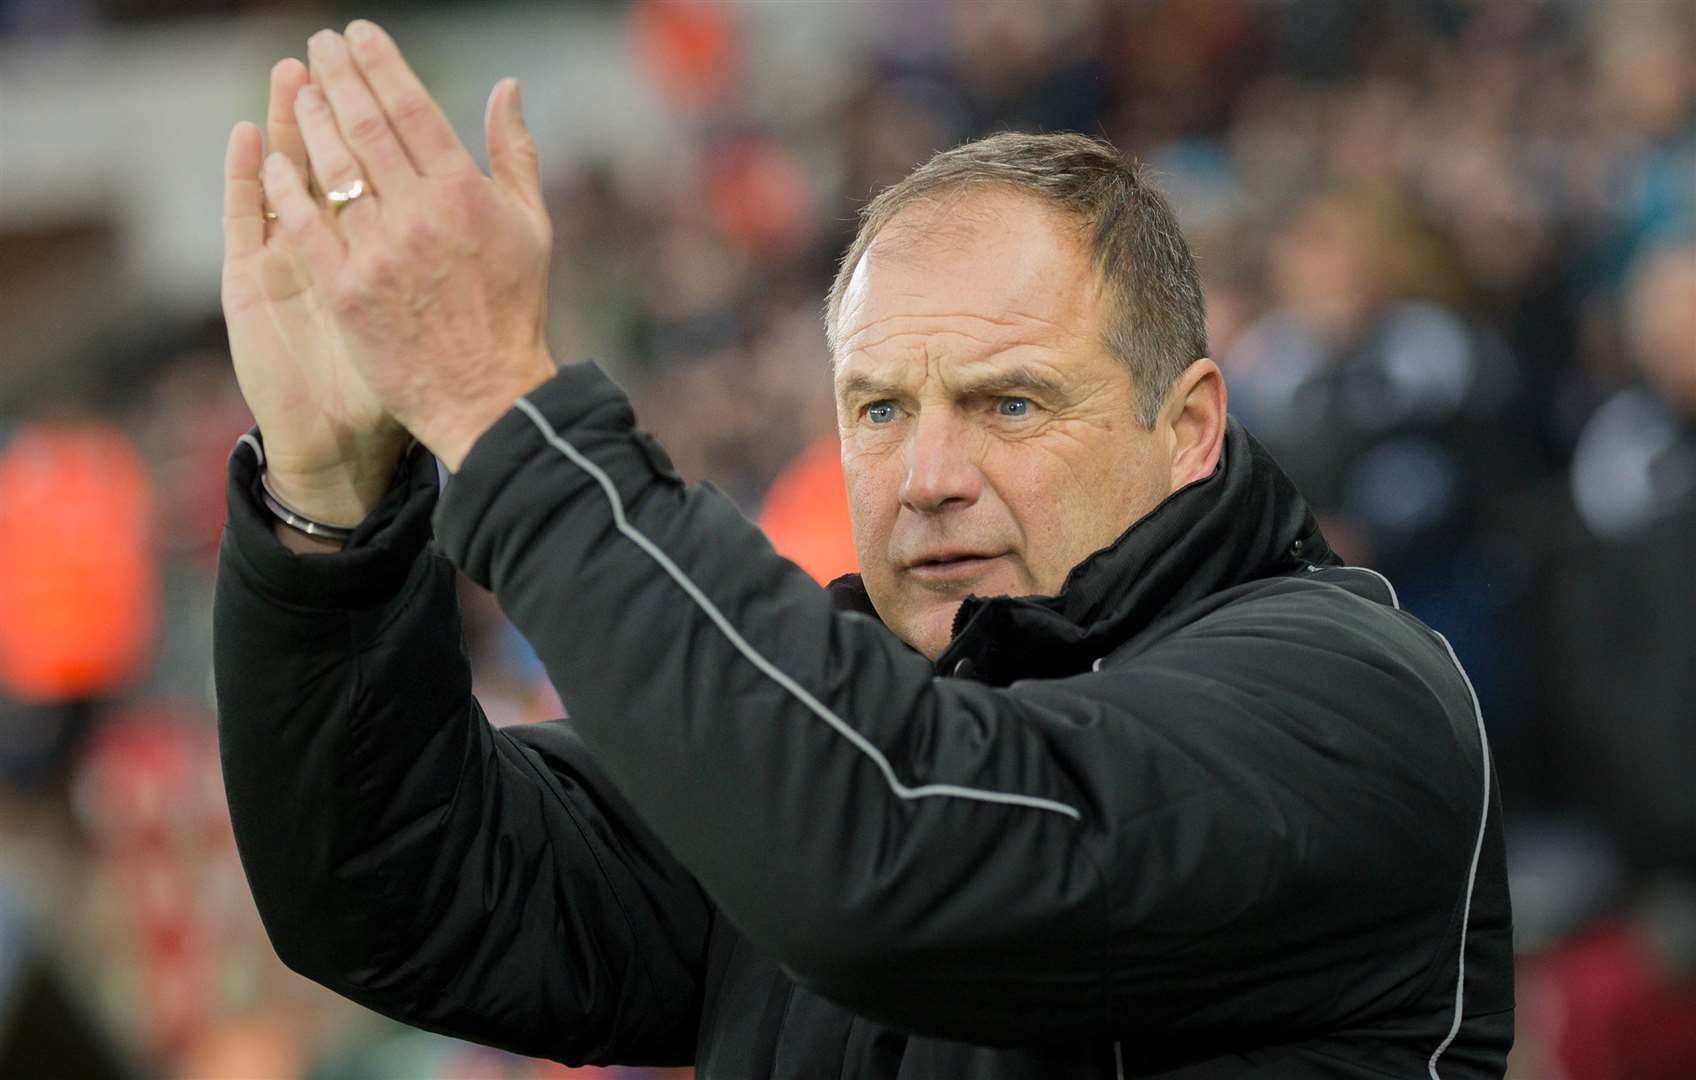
<box><xmin>214</xmin><ymin>434</ymin><xmax>707</xmax><ymax>1062</ymax></box>
<box><xmin>214</xmin><ymin>437</ymin><xmax>456</xmax><ymax>975</ymax></box>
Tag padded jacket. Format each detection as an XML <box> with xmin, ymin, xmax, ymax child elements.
<box><xmin>214</xmin><ymin>362</ymin><xmax>1513</xmax><ymax>1078</ymax></box>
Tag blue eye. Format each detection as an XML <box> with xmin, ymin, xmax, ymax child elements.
<box><xmin>996</xmin><ymin>397</ymin><xmax>1031</xmax><ymax>418</ymax></box>
<box><xmin>866</xmin><ymin>402</ymin><xmax>897</xmax><ymax>424</ymax></box>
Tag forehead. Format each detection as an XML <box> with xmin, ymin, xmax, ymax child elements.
<box><xmin>834</xmin><ymin>190</ymin><xmax>1104</xmax><ymax>378</ymax></box>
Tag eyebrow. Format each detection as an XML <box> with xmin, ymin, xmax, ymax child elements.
<box><xmin>836</xmin><ymin>363</ymin><xmax>1066</xmax><ymax>402</ymax></box>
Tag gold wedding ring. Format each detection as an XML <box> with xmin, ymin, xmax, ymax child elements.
<box><xmin>325</xmin><ymin>178</ymin><xmax>371</xmax><ymax>214</ymax></box>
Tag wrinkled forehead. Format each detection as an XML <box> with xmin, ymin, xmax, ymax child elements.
<box><xmin>833</xmin><ymin>191</ymin><xmax>1102</xmax><ymax>371</ymax></box>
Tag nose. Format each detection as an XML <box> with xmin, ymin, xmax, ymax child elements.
<box><xmin>899</xmin><ymin>409</ymin><xmax>981</xmax><ymax>513</ymax></box>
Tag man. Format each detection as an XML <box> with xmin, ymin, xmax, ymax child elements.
<box><xmin>215</xmin><ymin>21</ymin><xmax>1512</xmax><ymax>1078</ymax></box>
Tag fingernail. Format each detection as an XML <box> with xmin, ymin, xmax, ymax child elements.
<box><xmin>296</xmin><ymin>85</ymin><xmax>324</xmax><ymax>112</ymax></box>
<box><xmin>345</xmin><ymin>20</ymin><xmax>375</xmax><ymax>46</ymax></box>
<box><xmin>308</xmin><ymin>29</ymin><xmax>336</xmax><ymax>54</ymax></box>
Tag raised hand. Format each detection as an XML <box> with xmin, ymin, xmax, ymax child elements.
<box><xmin>264</xmin><ymin>21</ymin><xmax>556</xmax><ymax>474</ymax></box>
<box><xmin>221</xmin><ymin>58</ymin><xmax>411</xmax><ymax>533</ymax></box>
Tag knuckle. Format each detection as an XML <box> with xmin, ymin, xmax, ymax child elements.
<box><xmin>350</xmin><ymin>246</ymin><xmax>396</xmax><ymax>288</ymax></box>
<box><xmin>365</xmin><ymin>245</ymin><xmax>398</xmax><ymax>276</ymax></box>
<box><xmin>451</xmin><ymin>169</ymin><xmax>486</xmax><ymax>202</ymax></box>
<box><xmin>397</xmin><ymin>202</ymin><xmax>436</xmax><ymax>235</ymax></box>
<box><xmin>348</xmin><ymin>111</ymin><xmax>390</xmax><ymax>146</ymax></box>
<box><xmin>391</xmin><ymin>94</ymin><xmax>434</xmax><ymax>127</ymax></box>
<box><xmin>328</xmin><ymin>273</ymin><xmax>367</xmax><ymax>312</ymax></box>
<box><xmin>400</xmin><ymin>218</ymin><xmax>436</xmax><ymax>256</ymax></box>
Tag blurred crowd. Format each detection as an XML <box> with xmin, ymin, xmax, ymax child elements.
<box><xmin>2</xmin><ymin>1</ymin><xmax>1693</xmax><ymax>1077</ymax></box>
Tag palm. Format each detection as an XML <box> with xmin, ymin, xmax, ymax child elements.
<box><xmin>221</xmin><ymin>242</ymin><xmax>403</xmax><ymax>477</ymax></box>
<box><xmin>221</xmin><ymin>64</ymin><xmax>408</xmax><ymax>508</ymax></box>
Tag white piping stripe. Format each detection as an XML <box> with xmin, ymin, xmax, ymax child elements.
<box><xmin>1113</xmin><ymin>1039</ymin><xmax>1126</xmax><ymax>1079</ymax></box>
<box><xmin>237</xmin><ymin>432</ymin><xmax>264</xmax><ymax>466</ymax></box>
<box><xmin>1325</xmin><ymin>565</ymin><xmax>1489</xmax><ymax>1078</ymax></box>
<box><xmin>1340</xmin><ymin>563</ymin><xmax>1401</xmax><ymax>610</ymax></box>
<box><xmin>1425</xmin><ymin>627</ymin><xmax>1491</xmax><ymax>1080</ymax></box>
<box><xmin>512</xmin><ymin>397</ymin><xmax>1082</xmax><ymax>821</ymax></box>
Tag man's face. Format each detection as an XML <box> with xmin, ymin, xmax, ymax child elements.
<box><xmin>833</xmin><ymin>191</ymin><xmax>1176</xmax><ymax>659</ymax></box>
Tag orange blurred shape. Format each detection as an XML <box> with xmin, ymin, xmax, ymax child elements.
<box><xmin>628</xmin><ymin>0</ymin><xmax>739</xmax><ymax>111</ymax></box>
<box><xmin>758</xmin><ymin>434</ymin><xmax>857</xmax><ymax>586</ymax></box>
<box><xmin>0</xmin><ymin>422</ymin><xmax>157</xmax><ymax>700</ymax></box>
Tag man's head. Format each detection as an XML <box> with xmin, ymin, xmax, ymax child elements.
<box><xmin>828</xmin><ymin>133</ymin><xmax>1226</xmax><ymax>659</ymax></box>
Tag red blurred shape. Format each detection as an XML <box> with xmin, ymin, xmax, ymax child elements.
<box><xmin>1527</xmin><ymin>917</ymin><xmax>1696</xmax><ymax>1080</ymax></box>
<box><xmin>73</xmin><ymin>702</ymin><xmax>222</xmax><ymax>848</ymax></box>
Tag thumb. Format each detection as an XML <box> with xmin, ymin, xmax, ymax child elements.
<box><xmin>486</xmin><ymin>78</ymin><xmax>544</xmax><ymax>216</ymax></box>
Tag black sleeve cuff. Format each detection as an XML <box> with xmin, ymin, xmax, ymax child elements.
<box><xmin>221</xmin><ymin>432</ymin><xmax>440</xmax><ymax>610</ymax></box>
<box><xmin>434</xmin><ymin>362</ymin><xmax>660</xmax><ymax>590</ymax></box>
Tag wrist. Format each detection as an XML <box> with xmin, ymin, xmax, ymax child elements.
<box><xmin>260</xmin><ymin>442</ymin><xmax>409</xmax><ymax>528</ymax></box>
<box><xmin>271</xmin><ymin>518</ymin><xmax>347</xmax><ymax>555</ymax></box>
<box><xmin>420</xmin><ymin>348</ymin><xmax>557</xmax><ymax>473</ymax></box>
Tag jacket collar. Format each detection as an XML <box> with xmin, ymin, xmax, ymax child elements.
<box><xmin>827</xmin><ymin>418</ymin><xmax>1336</xmax><ymax>686</ymax></box>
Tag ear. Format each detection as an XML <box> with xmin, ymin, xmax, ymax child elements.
<box><xmin>1160</xmin><ymin>358</ymin><xmax>1227</xmax><ymax>492</ymax></box>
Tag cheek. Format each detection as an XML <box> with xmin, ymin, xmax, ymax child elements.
<box><xmin>990</xmin><ymin>440</ymin><xmax>1156</xmax><ymax>587</ymax></box>
<box><xmin>986</xmin><ymin>448</ymin><xmax>1082</xmax><ymax>565</ymax></box>
<box><xmin>841</xmin><ymin>451</ymin><xmax>895</xmax><ymax>561</ymax></box>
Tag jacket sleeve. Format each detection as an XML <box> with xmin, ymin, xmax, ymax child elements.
<box><xmin>212</xmin><ymin>435</ymin><xmax>711</xmax><ymax>1066</ymax></box>
<box><xmin>435</xmin><ymin>364</ymin><xmax>1494</xmax><ymax>1046</ymax></box>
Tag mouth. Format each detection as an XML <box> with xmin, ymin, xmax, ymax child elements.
<box><xmin>904</xmin><ymin>552</ymin><xmax>1008</xmax><ymax>585</ymax></box>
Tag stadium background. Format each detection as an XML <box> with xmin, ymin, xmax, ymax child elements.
<box><xmin>1</xmin><ymin>0</ymin><xmax>1692</xmax><ymax>1076</ymax></box>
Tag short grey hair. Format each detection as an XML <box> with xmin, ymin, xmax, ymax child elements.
<box><xmin>825</xmin><ymin>132</ymin><xmax>1208</xmax><ymax>427</ymax></box>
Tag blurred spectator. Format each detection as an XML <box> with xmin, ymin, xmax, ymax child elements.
<box><xmin>1568</xmin><ymin>241</ymin><xmax>1696</xmax><ymax>541</ymax></box>
<box><xmin>1496</xmin><ymin>239</ymin><xmax>1696</xmax><ymax>1080</ymax></box>
<box><xmin>1509</xmin><ymin>240</ymin><xmax>1695</xmax><ymax>881</ymax></box>
<box><xmin>1224</xmin><ymin>186</ymin><xmax>1531</xmax><ymax>703</ymax></box>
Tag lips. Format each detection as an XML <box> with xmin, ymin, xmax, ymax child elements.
<box><xmin>903</xmin><ymin>552</ymin><xmax>1008</xmax><ymax>585</ymax></box>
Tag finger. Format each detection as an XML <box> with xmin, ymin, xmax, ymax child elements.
<box><xmin>224</xmin><ymin>122</ymin><xmax>266</xmax><ymax>258</ymax></box>
<box><xmin>485</xmin><ymin>79</ymin><xmax>546</xmax><ymax>219</ymax></box>
<box><xmin>305</xmin><ymin>29</ymin><xmax>418</xmax><ymax>192</ymax></box>
<box><xmin>264</xmin><ymin>152</ymin><xmax>345</xmax><ymax>276</ymax></box>
<box><xmin>265</xmin><ymin>59</ymin><xmax>312</xmax><ymax>241</ymax></box>
<box><xmin>266</xmin><ymin>58</ymin><xmax>312</xmax><ymax>185</ymax></box>
<box><xmin>294</xmin><ymin>85</ymin><xmax>382</xmax><ymax>232</ymax></box>
<box><xmin>342</xmin><ymin>19</ymin><xmax>476</xmax><ymax>176</ymax></box>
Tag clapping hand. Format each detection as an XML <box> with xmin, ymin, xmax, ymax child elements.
<box><xmin>222</xmin><ymin>57</ymin><xmax>411</xmax><ymax>537</ymax></box>
<box><xmin>222</xmin><ymin>19</ymin><xmax>556</xmax><ymax>526</ymax></box>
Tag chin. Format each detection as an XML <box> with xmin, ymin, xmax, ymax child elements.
<box><xmin>905</xmin><ymin>601</ymin><xmax>967</xmax><ymax>661</ymax></box>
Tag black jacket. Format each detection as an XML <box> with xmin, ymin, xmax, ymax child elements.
<box><xmin>214</xmin><ymin>362</ymin><xmax>1513</xmax><ymax>1078</ymax></box>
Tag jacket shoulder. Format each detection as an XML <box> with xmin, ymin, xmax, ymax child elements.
<box><xmin>1093</xmin><ymin>567</ymin><xmax>1490</xmax><ymax>799</ymax></box>
<box><xmin>1118</xmin><ymin>567</ymin><xmax>1460</xmax><ymax>691</ymax></box>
